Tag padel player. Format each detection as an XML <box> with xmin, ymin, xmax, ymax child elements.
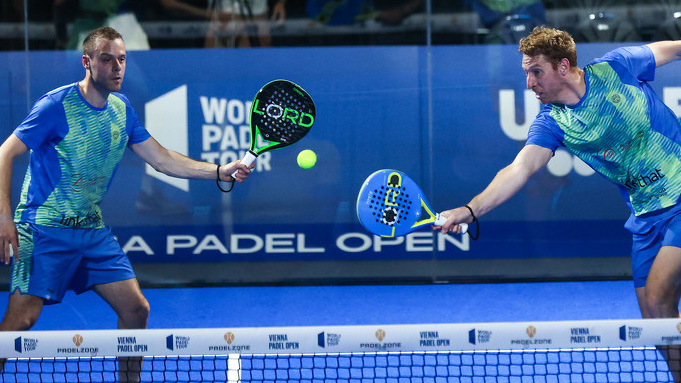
<box><xmin>0</xmin><ymin>27</ymin><xmax>252</xmax><ymax>381</ymax></box>
<box><xmin>438</xmin><ymin>27</ymin><xmax>681</xmax><ymax>379</ymax></box>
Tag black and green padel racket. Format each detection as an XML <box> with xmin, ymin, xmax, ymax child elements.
<box><xmin>219</xmin><ymin>79</ymin><xmax>316</xmax><ymax>191</ymax></box>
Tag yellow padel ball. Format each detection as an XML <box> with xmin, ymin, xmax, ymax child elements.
<box><xmin>297</xmin><ymin>149</ymin><xmax>317</xmax><ymax>169</ymax></box>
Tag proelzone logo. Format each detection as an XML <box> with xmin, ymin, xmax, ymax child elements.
<box><xmin>144</xmin><ymin>85</ymin><xmax>273</xmax><ymax>192</ymax></box>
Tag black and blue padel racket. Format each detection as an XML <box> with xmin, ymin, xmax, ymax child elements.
<box><xmin>356</xmin><ymin>169</ymin><xmax>468</xmax><ymax>237</ymax></box>
<box><xmin>219</xmin><ymin>79</ymin><xmax>316</xmax><ymax>191</ymax></box>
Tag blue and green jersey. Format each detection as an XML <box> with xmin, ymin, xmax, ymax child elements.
<box><xmin>13</xmin><ymin>83</ymin><xmax>150</xmax><ymax>228</ymax></box>
<box><xmin>527</xmin><ymin>45</ymin><xmax>681</xmax><ymax>216</ymax></box>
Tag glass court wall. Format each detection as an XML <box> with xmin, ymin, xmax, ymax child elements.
<box><xmin>1</xmin><ymin>0</ymin><xmax>680</xmax><ymax>287</ymax></box>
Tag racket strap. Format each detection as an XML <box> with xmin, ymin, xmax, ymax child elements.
<box><xmin>216</xmin><ymin>164</ymin><xmax>235</xmax><ymax>193</ymax></box>
<box><xmin>463</xmin><ymin>204</ymin><xmax>480</xmax><ymax>240</ymax></box>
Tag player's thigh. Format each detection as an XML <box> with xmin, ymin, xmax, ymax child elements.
<box><xmin>12</xmin><ymin>223</ymin><xmax>83</xmax><ymax>304</ymax></box>
<box><xmin>71</xmin><ymin>227</ymin><xmax>136</xmax><ymax>294</ymax></box>
<box><xmin>647</xmin><ymin>246</ymin><xmax>681</xmax><ymax>295</ymax></box>
<box><xmin>631</xmin><ymin>207</ymin><xmax>681</xmax><ymax>289</ymax></box>
<box><xmin>648</xmin><ymin>215</ymin><xmax>681</xmax><ymax>294</ymax></box>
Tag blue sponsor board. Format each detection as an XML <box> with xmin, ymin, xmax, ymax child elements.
<box><xmin>111</xmin><ymin>220</ymin><xmax>628</xmax><ymax>263</ymax></box>
<box><xmin>2</xmin><ymin>43</ymin><xmax>680</xmax><ymax>277</ymax></box>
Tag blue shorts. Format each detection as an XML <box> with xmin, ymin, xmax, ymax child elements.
<box><xmin>626</xmin><ymin>203</ymin><xmax>681</xmax><ymax>288</ymax></box>
<box><xmin>11</xmin><ymin>223</ymin><xmax>136</xmax><ymax>304</ymax></box>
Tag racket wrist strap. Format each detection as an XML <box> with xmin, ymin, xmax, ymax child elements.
<box><xmin>216</xmin><ymin>164</ymin><xmax>235</xmax><ymax>193</ymax></box>
<box><xmin>463</xmin><ymin>204</ymin><xmax>480</xmax><ymax>240</ymax></box>
<box><xmin>463</xmin><ymin>204</ymin><xmax>477</xmax><ymax>221</ymax></box>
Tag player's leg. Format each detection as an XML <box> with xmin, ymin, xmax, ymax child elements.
<box><xmin>629</xmin><ymin>209</ymin><xmax>681</xmax><ymax>382</ymax></box>
<box><xmin>638</xmin><ymin>245</ymin><xmax>681</xmax><ymax>382</ymax></box>
<box><xmin>637</xmin><ymin>284</ymin><xmax>681</xmax><ymax>382</ymax></box>
<box><xmin>642</xmin><ymin>246</ymin><xmax>681</xmax><ymax>318</ymax></box>
<box><xmin>72</xmin><ymin>226</ymin><xmax>149</xmax><ymax>329</ymax></box>
<box><xmin>0</xmin><ymin>223</ymin><xmax>64</xmax><ymax>331</ymax></box>
<box><xmin>0</xmin><ymin>292</ymin><xmax>44</xmax><ymax>371</ymax></box>
<box><xmin>0</xmin><ymin>223</ymin><xmax>80</xmax><ymax>372</ymax></box>
<box><xmin>93</xmin><ymin>278</ymin><xmax>149</xmax><ymax>383</ymax></box>
<box><xmin>0</xmin><ymin>291</ymin><xmax>44</xmax><ymax>331</ymax></box>
<box><xmin>93</xmin><ymin>278</ymin><xmax>149</xmax><ymax>329</ymax></box>
<box><xmin>75</xmin><ymin>226</ymin><xmax>149</xmax><ymax>383</ymax></box>
<box><xmin>634</xmin><ymin>286</ymin><xmax>651</xmax><ymax>318</ymax></box>
<box><xmin>93</xmin><ymin>279</ymin><xmax>149</xmax><ymax>383</ymax></box>
<box><xmin>0</xmin><ymin>223</ymin><xmax>84</xmax><ymax>328</ymax></box>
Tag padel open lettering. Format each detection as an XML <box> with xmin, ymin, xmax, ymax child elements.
<box><xmin>251</xmin><ymin>99</ymin><xmax>314</xmax><ymax>128</ymax></box>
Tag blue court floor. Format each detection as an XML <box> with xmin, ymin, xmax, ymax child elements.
<box><xmin>0</xmin><ymin>280</ymin><xmax>642</xmax><ymax>330</ymax></box>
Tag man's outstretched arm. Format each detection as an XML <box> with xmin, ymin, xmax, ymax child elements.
<box><xmin>647</xmin><ymin>40</ymin><xmax>681</xmax><ymax>67</ymax></box>
<box><xmin>437</xmin><ymin>144</ymin><xmax>554</xmax><ymax>233</ymax></box>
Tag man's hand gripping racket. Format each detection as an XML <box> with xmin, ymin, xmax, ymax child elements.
<box><xmin>356</xmin><ymin>169</ymin><xmax>477</xmax><ymax>238</ymax></box>
<box><xmin>217</xmin><ymin>79</ymin><xmax>316</xmax><ymax>192</ymax></box>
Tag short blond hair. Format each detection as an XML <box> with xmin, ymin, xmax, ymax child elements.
<box><xmin>82</xmin><ymin>27</ymin><xmax>123</xmax><ymax>57</ymax></box>
<box><xmin>518</xmin><ymin>26</ymin><xmax>577</xmax><ymax>69</ymax></box>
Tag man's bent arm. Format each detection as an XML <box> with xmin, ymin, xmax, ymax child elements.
<box><xmin>0</xmin><ymin>135</ymin><xmax>28</xmax><ymax>264</ymax></box>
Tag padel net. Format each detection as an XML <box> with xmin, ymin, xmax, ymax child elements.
<box><xmin>2</xmin><ymin>318</ymin><xmax>681</xmax><ymax>382</ymax></box>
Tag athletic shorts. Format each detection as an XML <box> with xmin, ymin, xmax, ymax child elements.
<box><xmin>626</xmin><ymin>203</ymin><xmax>681</xmax><ymax>288</ymax></box>
<box><xmin>11</xmin><ymin>223</ymin><xmax>136</xmax><ymax>304</ymax></box>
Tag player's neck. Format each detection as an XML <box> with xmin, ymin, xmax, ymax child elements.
<box><xmin>560</xmin><ymin>68</ymin><xmax>586</xmax><ymax>107</ymax></box>
<box><xmin>78</xmin><ymin>78</ymin><xmax>109</xmax><ymax>109</ymax></box>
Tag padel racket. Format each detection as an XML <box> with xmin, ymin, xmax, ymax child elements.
<box><xmin>220</xmin><ymin>79</ymin><xmax>315</xmax><ymax>191</ymax></box>
<box><xmin>356</xmin><ymin>169</ymin><xmax>468</xmax><ymax>237</ymax></box>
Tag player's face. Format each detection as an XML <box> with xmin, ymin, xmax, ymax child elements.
<box><xmin>86</xmin><ymin>38</ymin><xmax>126</xmax><ymax>93</ymax></box>
<box><xmin>522</xmin><ymin>54</ymin><xmax>562</xmax><ymax>104</ymax></box>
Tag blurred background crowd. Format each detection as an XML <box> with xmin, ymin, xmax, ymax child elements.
<box><xmin>3</xmin><ymin>0</ymin><xmax>681</xmax><ymax>51</ymax></box>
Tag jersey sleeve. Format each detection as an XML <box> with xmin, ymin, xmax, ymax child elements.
<box><xmin>595</xmin><ymin>45</ymin><xmax>656</xmax><ymax>82</ymax></box>
<box><xmin>116</xmin><ymin>93</ymin><xmax>151</xmax><ymax>145</ymax></box>
<box><xmin>525</xmin><ymin>106</ymin><xmax>564</xmax><ymax>152</ymax></box>
<box><xmin>13</xmin><ymin>94</ymin><xmax>62</xmax><ymax>150</ymax></box>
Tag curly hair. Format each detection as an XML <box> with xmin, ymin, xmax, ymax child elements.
<box><xmin>518</xmin><ymin>27</ymin><xmax>577</xmax><ymax>69</ymax></box>
<box><xmin>82</xmin><ymin>27</ymin><xmax>124</xmax><ymax>57</ymax></box>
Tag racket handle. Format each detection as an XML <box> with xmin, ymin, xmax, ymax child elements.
<box><xmin>459</xmin><ymin>222</ymin><xmax>469</xmax><ymax>234</ymax></box>
<box><xmin>434</xmin><ymin>214</ymin><xmax>468</xmax><ymax>234</ymax></box>
<box><xmin>232</xmin><ymin>150</ymin><xmax>258</xmax><ymax>177</ymax></box>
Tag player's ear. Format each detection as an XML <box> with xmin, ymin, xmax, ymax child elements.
<box><xmin>559</xmin><ymin>58</ymin><xmax>569</xmax><ymax>75</ymax></box>
<box><xmin>82</xmin><ymin>55</ymin><xmax>90</xmax><ymax>70</ymax></box>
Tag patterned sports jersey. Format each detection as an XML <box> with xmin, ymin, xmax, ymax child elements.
<box><xmin>526</xmin><ymin>45</ymin><xmax>681</xmax><ymax>216</ymax></box>
<box><xmin>13</xmin><ymin>83</ymin><xmax>150</xmax><ymax>228</ymax></box>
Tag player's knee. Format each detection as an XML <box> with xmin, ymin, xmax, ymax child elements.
<box><xmin>122</xmin><ymin>299</ymin><xmax>150</xmax><ymax>328</ymax></box>
<box><xmin>644</xmin><ymin>290</ymin><xmax>677</xmax><ymax>318</ymax></box>
<box><xmin>19</xmin><ymin>315</ymin><xmax>39</xmax><ymax>331</ymax></box>
<box><xmin>133</xmin><ymin>299</ymin><xmax>150</xmax><ymax>323</ymax></box>
<box><xmin>0</xmin><ymin>312</ymin><xmax>39</xmax><ymax>331</ymax></box>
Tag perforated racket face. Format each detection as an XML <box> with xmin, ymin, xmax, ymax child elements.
<box><xmin>250</xmin><ymin>80</ymin><xmax>315</xmax><ymax>153</ymax></box>
<box><xmin>356</xmin><ymin>170</ymin><xmax>429</xmax><ymax>237</ymax></box>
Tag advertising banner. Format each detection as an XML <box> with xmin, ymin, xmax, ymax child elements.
<box><xmin>2</xmin><ymin>43</ymin><xmax>680</xmax><ymax>282</ymax></box>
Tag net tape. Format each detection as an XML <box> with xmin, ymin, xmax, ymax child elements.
<box><xmin>1</xmin><ymin>318</ymin><xmax>680</xmax><ymax>382</ymax></box>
